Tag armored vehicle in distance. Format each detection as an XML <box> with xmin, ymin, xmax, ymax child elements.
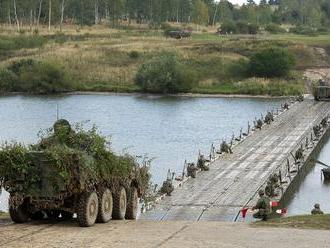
<box><xmin>314</xmin><ymin>79</ymin><xmax>330</xmax><ymax>101</ymax></box>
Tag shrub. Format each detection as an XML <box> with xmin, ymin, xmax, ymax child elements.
<box><xmin>128</xmin><ymin>50</ymin><xmax>140</xmax><ymax>59</ymax></box>
<box><xmin>219</xmin><ymin>22</ymin><xmax>259</xmax><ymax>35</ymax></box>
<box><xmin>248</xmin><ymin>47</ymin><xmax>295</xmax><ymax>78</ymax></box>
<box><xmin>219</xmin><ymin>22</ymin><xmax>237</xmax><ymax>34</ymax></box>
<box><xmin>265</xmin><ymin>24</ymin><xmax>286</xmax><ymax>34</ymax></box>
<box><xmin>289</xmin><ymin>26</ymin><xmax>318</xmax><ymax>36</ymax></box>
<box><xmin>0</xmin><ymin>69</ymin><xmax>17</xmax><ymax>93</ymax></box>
<box><xmin>0</xmin><ymin>35</ymin><xmax>46</xmax><ymax>52</ymax></box>
<box><xmin>135</xmin><ymin>52</ymin><xmax>196</xmax><ymax>93</ymax></box>
<box><xmin>5</xmin><ymin>59</ymin><xmax>72</xmax><ymax>94</ymax></box>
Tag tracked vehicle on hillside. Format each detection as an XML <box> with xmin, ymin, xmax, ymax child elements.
<box><xmin>0</xmin><ymin>120</ymin><xmax>150</xmax><ymax>227</ymax></box>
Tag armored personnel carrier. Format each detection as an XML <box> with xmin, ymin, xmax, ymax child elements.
<box><xmin>0</xmin><ymin>120</ymin><xmax>150</xmax><ymax>227</ymax></box>
<box><xmin>313</xmin><ymin>79</ymin><xmax>330</xmax><ymax>101</ymax></box>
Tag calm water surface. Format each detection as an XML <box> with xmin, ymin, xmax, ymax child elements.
<box><xmin>1</xmin><ymin>94</ymin><xmax>328</xmax><ymax>216</ymax></box>
<box><xmin>286</xmin><ymin>139</ymin><xmax>330</xmax><ymax>215</ymax></box>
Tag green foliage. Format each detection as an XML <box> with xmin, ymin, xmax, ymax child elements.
<box><xmin>265</xmin><ymin>24</ymin><xmax>286</xmax><ymax>34</ymax></box>
<box><xmin>2</xmin><ymin>59</ymin><xmax>72</xmax><ymax>94</ymax></box>
<box><xmin>128</xmin><ymin>51</ymin><xmax>140</xmax><ymax>59</ymax></box>
<box><xmin>0</xmin><ymin>123</ymin><xmax>150</xmax><ymax>197</ymax></box>
<box><xmin>0</xmin><ymin>143</ymin><xmax>39</xmax><ymax>193</ymax></box>
<box><xmin>219</xmin><ymin>22</ymin><xmax>237</xmax><ymax>34</ymax></box>
<box><xmin>248</xmin><ymin>47</ymin><xmax>296</xmax><ymax>78</ymax></box>
<box><xmin>135</xmin><ymin>52</ymin><xmax>197</xmax><ymax>93</ymax></box>
<box><xmin>289</xmin><ymin>26</ymin><xmax>318</xmax><ymax>36</ymax></box>
<box><xmin>192</xmin><ymin>0</ymin><xmax>209</xmax><ymax>25</ymax></box>
<box><xmin>192</xmin><ymin>78</ymin><xmax>303</xmax><ymax>96</ymax></box>
<box><xmin>219</xmin><ymin>22</ymin><xmax>260</xmax><ymax>35</ymax></box>
<box><xmin>0</xmin><ymin>69</ymin><xmax>17</xmax><ymax>93</ymax></box>
<box><xmin>0</xmin><ymin>35</ymin><xmax>46</xmax><ymax>52</ymax></box>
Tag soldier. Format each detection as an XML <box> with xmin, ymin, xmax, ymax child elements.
<box><xmin>265</xmin><ymin>181</ymin><xmax>275</xmax><ymax>198</ymax></box>
<box><xmin>256</xmin><ymin>119</ymin><xmax>263</xmax><ymax>129</ymax></box>
<box><xmin>197</xmin><ymin>154</ymin><xmax>210</xmax><ymax>171</ymax></box>
<box><xmin>252</xmin><ymin>189</ymin><xmax>271</xmax><ymax>221</ymax></box>
<box><xmin>283</xmin><ymin>102</ymin><xmax>289</xmax><ymax>110</ymax></box>
<box><xmin>313</xmin><ymin>125</ymin><xmax>321</xmax><ymax>137</ymax></box>
<box><xmin>321</xmin><ymin>117</ymin><xmax>328</xmax><ymax>128</ymax></box>
<box><xmin>160</xmin><ymin>179</ymin><xmax>174</xmax><ymax>196</ymax></box>
<box><xmin>38</xmin><ymin>119</ymin><xmax>73</xmax><ymax>149</ymax></box>
<box><xmin>296</xmin><ymin>94</ymin><xmax>304</xmax><ymax>102</ymax></box>
<box><xmin>311</xmin><ymin>203</ymin><xmax>324</xmax><ymax>215</ymax></box>
<box><xmin>220</xmin><ymin>141</ymin><xmax>233</xmax><ymax>154</ymax></box>
<box><xmin>264</xmin><ymin>112</ymin><xmax>274</xmax><ymax>125</ymax></box>
<box><xmin>187</xmin><ymin>163</ymin><xmax>198</xmax><ymax>178</ymax></box>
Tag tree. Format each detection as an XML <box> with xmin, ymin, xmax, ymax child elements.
<box><xmin>247</xmin><ymin>0</ymin><xmax>256</xmax><ymax>5</ymax></box>
<box><xmin>192</xmin><ymin>0</ymin><xmax>209</xmax><ymax>26</ymax></box>
<box><xmin>249</xmin><ymin>47</ymin><xmax>295</xmax><ymax>78</ymax></box>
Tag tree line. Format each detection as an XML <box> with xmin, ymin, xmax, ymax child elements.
<box><xmin>0</xmin><ymin>0</ymin><xmax>329</xmax><ymax>30</ymax></box>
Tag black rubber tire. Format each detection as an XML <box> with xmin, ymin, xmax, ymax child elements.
<box><xmin>46</xmin><ymin>210</ymin><xmax>60</xmax><ymax>219</ymax></box>
<box><xmin>126</xmin><ymin>187</ymin><xmax>139</xmax><ymax>220</ymax></box>
<box><xmin>77</xmin><ymin>192</ymin><xmax>99</xmax><ymax>227</ymax></box>
<box><xmin>112</xmin><ymin>186</ymin><xmax>127</xmax><ymax>220</ymax></box>
<box><xmin>97</xmin><ymin>188</ymin><xmax>113</xmax><ymax>223</ymax></box>
<box><xmin>30</xmin><ymin>211</ymin><xmax>45</xmax><ymax>221</ymax></box>
<box><xmin>9</xmin><ymin>205</ymin><xmax>29</xmax><ymax>223</ymax></box>
<box><xmin>60</xmin><ymin>211</ymin><xmax>73</xmax><ymax>220</ymax></box>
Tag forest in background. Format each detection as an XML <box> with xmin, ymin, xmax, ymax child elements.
<box><xmin>0</xmin><ymin>0</ymin><xmax>330</xmax><ymax>30</ymax></box>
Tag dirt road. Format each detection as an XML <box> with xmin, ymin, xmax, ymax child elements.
<box><xmin>0</xmin><ymin>220</ymin><xmax>328</xmax><ymax>248</ymax></box>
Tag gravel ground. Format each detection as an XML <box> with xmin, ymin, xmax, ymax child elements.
<box><xmin>0</xmin><ymin>220</ymin><xmax>329</xmax><ymax>248</ymax></box>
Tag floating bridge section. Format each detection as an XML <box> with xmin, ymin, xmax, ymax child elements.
<box><xmin>141</xmin><ymin>99</ymin><xmax>330</xmax><ymax>222</ymax></box>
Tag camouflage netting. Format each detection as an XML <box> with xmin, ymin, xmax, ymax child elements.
<box><xmin>0</xmin><ymin>120</ymin><xmax>150</xmax><ymax>197</ymax></box>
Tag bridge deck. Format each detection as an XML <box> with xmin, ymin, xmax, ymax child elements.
<box><xmin>141</xmin><ymin>100</ymin><xmax>330</xmax><ymax>222</ymax></box>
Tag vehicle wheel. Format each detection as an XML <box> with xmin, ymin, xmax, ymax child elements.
<box><xmin>30</xmin><ymin>211</ymin><xmax>45</xmax><ymax>221</ymax></box>
<box><xmin>77</xmin><ymin>192</ymin><xmax>99</xmax><ymax>227</ymax></box>
<box><xmin>97</xmin><ymin>188</ymin><xmax>113</xmax><ymax>223</ymax></box>
<box><xmin>46</xmin><ymin>210</ymin><xmax>60</xmax><ymax>219</ymax></box>
<box><xmin>60</xmin><ymin>211</ymin><xmax>73</xmax><ymax>220</ymax></box>
<box><xmin>126</xmin><ymin>187</ymin><xmax>138</xmax><ymax>220</ymax></box>
<box><xmin>112</xmin><ymin>186</ymin><xmax>127</xmax><ymax>220</ymax></box>
<box><xmin>9</xmin><ymin>204</ymin><xmax>29</xmax><ymax>223</ymax></box>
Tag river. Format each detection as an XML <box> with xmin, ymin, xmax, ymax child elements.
<box><xmin>0</xmin><ymin>94</ymin><xmax>328</xmax><ymax>217</ymax></box>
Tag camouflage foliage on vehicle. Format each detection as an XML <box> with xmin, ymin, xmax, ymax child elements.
<box><xmin>0</xmin><ymin>122</ymin><xmax>150</xmax><ymax>199</ymax></box>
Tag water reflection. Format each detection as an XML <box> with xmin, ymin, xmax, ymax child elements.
<box><xmin>286</xmin><ymin>137</ymin><xmax>330</xmax><ymax>215</ymax></box>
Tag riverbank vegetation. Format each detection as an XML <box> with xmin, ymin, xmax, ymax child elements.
<box><xmin>254</xmin><ymin>214</ymin><xmax>330</xmax><ymax>230</ymax></box>
<box><xmin>0</xmin><ymin>0</ymin><xmax>330</xmax><ymax>96</ymax></box>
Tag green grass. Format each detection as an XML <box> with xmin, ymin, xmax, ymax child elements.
<box><xmin>253</xmin><ymin>214</ymin><xmax>330</xmax><ymax>230</ymax></box>
<box><xmin>0</xmin><ymin>211</ymin><xmax>9</xmax><ymax>219</ymax></box>
<box><xmin>0</xmin><ymin>26</ymin><xmax>328</xmax><ymax>96</ymax></box>
<box><xmin>0</xmin><ymin>35</ymin><xmax>47</xmax><ymax>52</ymax></box>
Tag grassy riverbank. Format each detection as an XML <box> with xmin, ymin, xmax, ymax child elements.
<box><xmin>254</xmin><ymin>214</ymin><xmax>330</xmax><ymax>230</ymax></box>
<box><xmin>1</xmin><ymin>25</ymin><xmax>330</xmax><ymax>96</ymax></box>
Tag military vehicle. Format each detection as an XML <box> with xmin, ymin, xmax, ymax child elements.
<box><xmin>313</xmin><ymin>79</ymin><xmax>330</xmax><ymax>101</ymax></box>
<box><xmin>167</xmin><ymin>30</ymin><xmax>191</xmax><ymax>39</ymax></box>
<box><xmin>0</xmin><ymin>120</ymin><xmax>150</xmax><ymax>227</ymax></box>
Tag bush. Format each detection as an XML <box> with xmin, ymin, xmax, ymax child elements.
<box><xmin>3</xmin><ymin>59</ymin><xmax>72</xmax><ymax>94</ymax></box>
<box><xmin>128</xmin><ymin>50</ymin><xmax>140</xmax><ymax>59</ymax></box>
<box><xmin>289</xmin><ymin>26</ymin><xmax>318</xmax><ymax>36</ymax></box>
<box><xmin>0</xmin><ymin>35</ymin><xmax>46</xmax><ymax>52</ymax></box>
<box><xmin>135</xmin><ymin>52</ymin><xmax>196</xmax><ymax>93</ymax></box>
<box><xmin>0</xmin><ymin>69</ymin><xmax>17</xmax><ymax>93</ymax></box>
<box><xmin>219</xmin><ymin>22</ymin><xmax>237</xmax><ymax>34</ymax></box>
<box><xmin>265</xmin><ymin>24</ymin><xmax>286</xmax><ymax>34</ymax></box>
<box><xmin>218</xmin><ymin>22</ymin><xmax>259</xmax><ymax>35</ymax></box>
<box><xmin>248</xmin><ymin>47</ymin><xmax>295</xmax><ymax>78</ymax></box>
